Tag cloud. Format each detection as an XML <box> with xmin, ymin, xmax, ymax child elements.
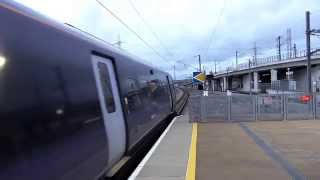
<box><xmin>14</xmin><ymin>0</ymin><xmax>320</xmax><ymax>79</ymax></box>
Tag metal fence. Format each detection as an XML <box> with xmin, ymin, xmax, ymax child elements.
<box><xmin>189</xmin><ymin>92</ymin><xmax>320</xmax><ymax>123</ymax></box>
<box><xmin>216</xmin><ymin>48</ymin><xmax>320</xmax><ymax>75</ymax></box>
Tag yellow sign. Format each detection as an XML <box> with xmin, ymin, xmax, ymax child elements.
<box><xmin>194</xmin><ymin>72</ymin><xmax>206</xmax><ymax>82</ymax></box>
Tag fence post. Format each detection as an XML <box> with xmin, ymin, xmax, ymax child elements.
<box><xmin>282</xmin><ymin>94</ymin><xmax>284</xmax><ymax>121</ymax></box>
<box><xmin>313</xmin><ymin>93</ymin><xmax>316</xmax><ymax>120</ymax></box>
<box><xmin>255</xmin><ymin>95</ymin><xmax>258</xmax><ymax>121</ymax></box>
<box><xmin>283</xmin><ymin>95</ymin><xmax>287</xmax><ymax>121</ymax></box>
<box><xmin>228</xmin><ymin>96</ymin><xmax>231</xmax><ymax>122</ymax></box>
<box><xmin>200</xmin><ymin>95</ymin><xmax>205</xmax><ymax>122</ymax></box>
<box><xmin>189</xmin><ymin>96</ymin><xmax>200</xmax><ymax>123</ymax></box>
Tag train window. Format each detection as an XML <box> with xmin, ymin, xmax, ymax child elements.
<box><xmin>97</xmin><ymin>62</ymin><xmax>116</xmax><ymax>113</ymax></box>
<box><xmin>125</xmin><ymin>79</ymin><xmax>143</xmax><ymax>112</ymax></box>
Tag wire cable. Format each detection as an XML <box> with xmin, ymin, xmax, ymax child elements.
<box><xmin>95</xmin><ymin>0</ymin><xmax>172</xmax><ymax>65</ymax></box>
<box><xmin>127</xmin><ymin>0</ymin><xmax>201</xmax><ymax>73</ymax></box>
<box><xmin>175</xmin><ymin>60</ymin><xmax>198</xmax><ymax>70</ymax></box>
<box><xmin>204</xmin><ymin>0</ymin><xmax>227</xmax><ymax>61</ymax></box>
<box><xmin>127</xmin><ymin>0</ymin><xmax>175</xmax><ymax>58</ymax></box>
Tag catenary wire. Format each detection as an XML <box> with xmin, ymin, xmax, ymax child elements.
<box><xmin>95</xmin><ymin>0</ymin><xmax>172</xmax><ymax>65</ymax></box>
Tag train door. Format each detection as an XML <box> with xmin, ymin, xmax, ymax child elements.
<box><xmin>166</xmin><ymin>76</ymin><xmax>175</xmax><ymax>112</ymax></box>
<box><xmin>91</xmin><ymin>55</ymin><xmax>126</xmax><ymax>166</ymax></box>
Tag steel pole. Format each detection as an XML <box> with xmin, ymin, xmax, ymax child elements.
<box><xmin>249</xmin><ymin>59</ymin><xmax>252</xmax><ymax>95</ymax></box>
<box><xmin>198</xmin><ymin>55</ymin><xmax>201</xmax><ymax>72</ymax></box>
<box><xmin>306</xmin><ymin>11</ymin><xmax>312</xmax><ymax>93</ymax></box>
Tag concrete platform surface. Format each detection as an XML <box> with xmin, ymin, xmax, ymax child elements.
<box><xmin>197</xmin><ymin>123</ymin><xmax>290</xmax><ymax>180</ymax></box>
<box><xmin>133</xmin><ymin>110</ymin><xmax>192</xmax><ymax>180</ymax></box>
<box><xmin>247</xmin><ymin>120</ymin><xmax>320</xmax><ymax>180</ymax></box>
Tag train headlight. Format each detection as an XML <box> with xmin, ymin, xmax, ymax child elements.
<box><xmin>0</xmin><ymin>55</ymin><xmax>6</xmax><ymax>68</ymax></box>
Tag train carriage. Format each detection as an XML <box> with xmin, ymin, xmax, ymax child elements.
<box><xmin>0</xmin><ymin>1</ymin><xmax>188</xmax><ymax>180</ymax></box>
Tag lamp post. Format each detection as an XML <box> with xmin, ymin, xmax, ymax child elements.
<box><xmin>195</xmin><ymin>55</ymin><xmax>201</xmax><ymax>72</ymax></box>
<box><xmin>249</xmin><ymin>59</ymin><xmax>252</xmax><ymax>95</ymax></box>
<box><xmin>306</xmin><ymin>10</ymin><xmax>320</xmax><ymax>93</ymax></box>
<box><xmin>306</xmin><ymin>11</ymin><xmax>311</xmax><ymax>93</ymax></box>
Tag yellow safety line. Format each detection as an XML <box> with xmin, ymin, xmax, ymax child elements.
<box><xmin>186</xmin><ymin>123</ymin><xmax>198</xmax><ymax>180</ymax></box>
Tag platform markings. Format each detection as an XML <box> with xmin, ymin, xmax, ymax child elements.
<box><xmin>186</xmin><ymin>123</ymin><xmax>198</xmax><ymax>180</ymax></box>
<box><xmin>128</xmin><ymin>115</ymin><xmax>181</xmax><ymax>180</ymax></box>
<box><xmin>239</xmin><ymin>123</ymin><xmax>306</xmax><ymax>180</ymax></box>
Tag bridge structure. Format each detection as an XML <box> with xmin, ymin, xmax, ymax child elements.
<box><xmin>213</xmin><ymin>49</ymin><xmax>320</xmax><ymax>93</ymax></box>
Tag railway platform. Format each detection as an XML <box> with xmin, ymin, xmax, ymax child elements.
<box><xmin>129</xmin><ymin>107</ymin><xmax>192</xmax><ymax>180</ymax></box>
<box><xmin>129</xmin><ymin>105</ymin><xmax>320</xmax><ymax>180</ymax></box>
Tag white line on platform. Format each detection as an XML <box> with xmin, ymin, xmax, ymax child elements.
<box><xmin>128</xmin><ymin>115</ymin><xmax>181</xmax><ymax>180</ymax></box>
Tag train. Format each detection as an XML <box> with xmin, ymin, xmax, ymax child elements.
<box><xmin>0</xmin><ymin>1</ymin><xmax>188</xmax><ymax>180</ymax></box>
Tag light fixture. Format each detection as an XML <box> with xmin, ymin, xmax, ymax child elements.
<box><xmin>0</xmin><ymin>55</ymin><xmax>6</xmax><ymax>68</ymax></box>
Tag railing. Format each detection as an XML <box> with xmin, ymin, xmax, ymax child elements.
<box><xmin>189</xmin><ymin>92</ymin><xmax>319</xmax><ymax>123</ymax></box>
<box><xmin>216</xmin><ymin>48</ymin><xmax>320</xmax><ymax>75</ymax></box>
<box><xmin>258</xmin><ymin>80</ymin><xmax>297</xmax><ymax>93</ymax></box>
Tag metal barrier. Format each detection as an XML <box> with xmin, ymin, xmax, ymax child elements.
<box><xmin>316</xmin><ymin>94</ymin><xmax>320</xmax><ymax>119</ymax></box>
<box><xmin>189</xmin><ymin>92</ymin><xmax>319</xmax><ymax>123</ymax></box>
<box><xmin>202</xmin><ymin>95</ymin><xmax>228</xmax><ymax>122</ymax></box>
<box><xmin>286</xmin><ymin>94</ymin><xmax>313</xmax><ymax>120</ymax></box>
<box><xmin>188</xmin><ymin>95</ymin><xmax>201</xmax><ymax>123</ymax></box>
<box><xmin>230</xmin><ymin>95</ymin><xmax>256</xmax><ymax>122</ymax></box>
<box><xmin>257</xmin><ymin>95</ymin><xmax>283</xmax><ymax>121</ymax></box>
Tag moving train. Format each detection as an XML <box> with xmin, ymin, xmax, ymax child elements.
<box><xmin>0</xmin><ymin>1</ymin><xmax>188</xmax><ymax>180</ymax></box>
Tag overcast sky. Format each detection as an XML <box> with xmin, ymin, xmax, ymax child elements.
<box><xmin>15</xmin><ymin>0</ymin><xmax>320</xmax><ymax>79</ymax></box>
